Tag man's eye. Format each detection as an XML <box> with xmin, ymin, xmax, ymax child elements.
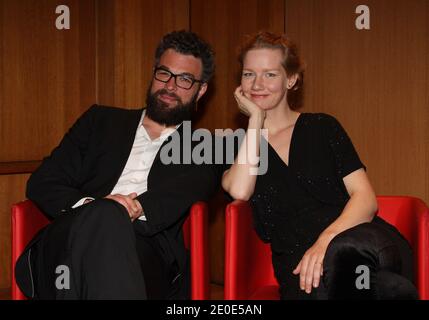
<box><xmin>179</xmin><ymin>76</ymin><xmax>193</xmax><ymax>83</ymax></box>
<box><xmin>157</xmin><ymin>70</ymin><xmax>170</xmax><ymax>76</ymax></box>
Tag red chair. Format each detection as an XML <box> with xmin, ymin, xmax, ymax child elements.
<box><xmin>11</xmin><ymin>200</ymin><xmax>210</xmax><ymax>300</ymax></box>
<box><xmin>224</xmin><ymin>196</ymin><xmax>429</xmax><ymax>300</ymax></box>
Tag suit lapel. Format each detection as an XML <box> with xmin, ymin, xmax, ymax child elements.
<box><xmin>104</xmin><ymin>108</ymin><xmax>145</xmax><ymax>195</ymax></box>
<box><xmin>147</xmin><ymin>122</ymin><xmax>187</xmax><ymax>189</ymax></box>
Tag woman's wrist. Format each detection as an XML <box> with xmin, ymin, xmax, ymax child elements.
<box><xmin>249</xmin><ymin>111</ymin><xmax>265</xmax><ymax>128</ymax></box>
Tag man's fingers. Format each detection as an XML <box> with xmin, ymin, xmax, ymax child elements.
<box><xmin>105</xmin><ymin>194</ymin><xmax>135</xmax><ymax>217</ymax></box>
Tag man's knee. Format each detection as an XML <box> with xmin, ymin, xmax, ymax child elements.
<box><xmin>77</xmin><ymin>199</ymin><xmax>132</xmax><ymax>234</ymax></box>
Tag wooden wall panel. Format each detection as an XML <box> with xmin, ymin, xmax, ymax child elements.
<box><xmin>284</xmin><ymin>0</ymin><xmax>429</xmax><ymax>206</ymax></box>
<box><xmin>0</xmin><ymin>0</ymin><xmax>96</xmax><ymax>162</ymax></box>
<box><xmin>191</xmin><ymin>0</ymin><xmax>285</xmax><ymax>132</ymax></box>
<box><xmin>96</xmin><ymin>0</ymin><xmax>189</xmax><ymax>107</ymax></box>
<box><xmin>0</xmin><ymin>0</ymin><xmax>96</xmax><ymax>291</ymax></box>
<box><xmin>191</xmin><ymin>0</ymin><xmax>285</xmax><ymax>284</ymax></box>
<box><xmin>0</xmin><ymin>174</ymin><xmax>30</xmax><ymax>289</ymax></box>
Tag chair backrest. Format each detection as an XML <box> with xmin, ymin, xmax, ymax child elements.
<box><xmin>376</xmin><ymin>196</ymin><xmax>429</xmax><ymax>299</ymax></box>
<box><xmin>11</xmin><ymin>200</ymin><xmax>208</xmax><ymax>300</ymax></box>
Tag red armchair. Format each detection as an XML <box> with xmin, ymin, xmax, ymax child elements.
<box><xmin>11</xmin><ymin>200</ymin><xmax>210</xmax><ymax>300</ymax></box>
<box><xmin>224</xmin><ymin>196</ymin><xmax>429</xmax><ymax>300</ymax></box>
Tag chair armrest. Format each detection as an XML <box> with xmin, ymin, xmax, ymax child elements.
<box><xmin>11</xmin><ymin>200</ymin><xmax>50</xmax><ymax>300</ymax></box>
<box><xmin>189</xmin><ymin>201</ymin><xmax>210</xmax><ymax>300</ymax></box>
<box><xmin>224</xmin><ymin>200</ymin><xmax>255</xmax><ymax>299</ymax></box>
<box><xmin>414</xmin><ymin>198</ymin><xmax>429</xmax><ymax>299</ymax></box>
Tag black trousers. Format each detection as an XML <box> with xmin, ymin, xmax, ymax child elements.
<box><xmin>20</xmin><ymin>199</ymin><xmax>176</xmax><ymax>300</ymax></box>
<box><xmin>272</xmin><ymin>217</ymin><xmax>418</xmax><ymax>300</ymax></box>
<box><xmin>319</xmin><ymin>217</ymin><xmax>418</xmax><ymax>299</ymax></box>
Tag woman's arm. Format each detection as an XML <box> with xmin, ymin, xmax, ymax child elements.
<box><xmin>221</xmin><ymin>87</ymin><xmax>265</xmax><ymax>200</ymax></box>
<box><xmin>322</xmin><ymin>168</ymin><xmax>378</xmax><ymax>239</ymax></box>
<box><xmin>294</xmin><ymin>168</ymin><xmax>378</xmax><ymax>294</ymax></box>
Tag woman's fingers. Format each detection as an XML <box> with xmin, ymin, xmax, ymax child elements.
<box><xmin>296</xmin><ymin>252</ymin><xmax>325</xmax><ymax>294</ymax></box>
<box><xmin>292</xmin><ymin>261</ymin><xmax>301</xmax><ymax>275</ymax></box>
<box><xmin>313</xmin><ymin>261</ymin><xmax>323</xmax><ymax>288</ymax></box>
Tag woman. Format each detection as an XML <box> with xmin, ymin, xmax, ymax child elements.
<box><xmin>222</xmin><ymin>31</ymin><xmax>417</xmax><ymax>300</ymax></box>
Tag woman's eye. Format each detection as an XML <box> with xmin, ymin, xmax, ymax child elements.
<box><xmin>266</xmin><ymin>73</ymin><xmax>277</xmax><ymax>78</ymax></box>
<box><xmin>242</xmin><ymin>72</ymin><xmax>253</xmax><ymax>78</ymax></box>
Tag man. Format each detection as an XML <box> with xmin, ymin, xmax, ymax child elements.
<box><xmin>15</xmin><ymin>30</ymin><xmax>220</xmax><ymax>300</ymax></box>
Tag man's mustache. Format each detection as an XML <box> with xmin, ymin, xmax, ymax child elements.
<box><xmin>155</xmin><ymin>89</ymin><xmax>181</xmax><ymax>102</ymax></box>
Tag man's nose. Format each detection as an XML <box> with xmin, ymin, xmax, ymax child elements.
<box><xmin>165</xmin><ymin>76</ymin><xmax>177</xmax><ymax>91</ymax></box>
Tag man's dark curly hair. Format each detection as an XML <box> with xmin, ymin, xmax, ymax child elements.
<box><xmin>154</xmin><ymin>30</ymin><xmax>215</xmax><ymax>83</ymax></box>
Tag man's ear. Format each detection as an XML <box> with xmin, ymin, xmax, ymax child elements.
<box><xmin>196</xmin><ymin>83</ymin><xmax>208</xmax><ymax>101</ymax></box>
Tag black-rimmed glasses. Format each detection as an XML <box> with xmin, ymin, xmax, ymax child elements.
<box><xmin>153</xmin><ymin>67</ymin><xmax>203</xmax><ymax>90</ymax></box>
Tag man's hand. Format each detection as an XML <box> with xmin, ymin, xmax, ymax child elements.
<box><xmin>105</xmin><ymin>192</ymin><xmax>143</xmax><ymax>222</ymax></box>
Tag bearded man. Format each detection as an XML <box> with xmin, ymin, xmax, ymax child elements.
<box><xmin>15</xmin><ymin>30</ymin><xmax>221</xmax><ymax>300</ymax></box>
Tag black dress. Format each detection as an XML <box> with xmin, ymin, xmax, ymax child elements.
<box><xmin>250</xmin><ymin>113</ymin><xmax>416</xmax><ymax>300</ymax></box>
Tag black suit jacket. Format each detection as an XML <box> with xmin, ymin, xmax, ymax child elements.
<box><xmin>26</xmin><ymin>104</ymin><xmax>225</xmax><ymax>294</ymax></box>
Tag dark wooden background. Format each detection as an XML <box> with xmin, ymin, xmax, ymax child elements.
<box><xmin>1</xmin><ymin>0</ymin><xmax>428</xmax><ymax>293</ymax></box>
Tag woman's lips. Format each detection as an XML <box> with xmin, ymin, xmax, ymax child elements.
<box><xmin>250</xmin><ymin>94</ymin><xmax>268</xmax><ymax>100</ymax></box>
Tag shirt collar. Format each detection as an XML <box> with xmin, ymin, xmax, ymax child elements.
<box><xmin>139</xmin><ymin>109</ymin><xmax>182</xmax><ymax>141</ymax></box>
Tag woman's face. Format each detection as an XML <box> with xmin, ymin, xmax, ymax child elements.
<box><xmin>241</xmin><ymin>48</ymin><xmax>292</xmax><ymax>111</ymax></box>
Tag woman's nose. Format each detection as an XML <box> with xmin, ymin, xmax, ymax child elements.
<box><xmin>251</xmin><ymin>75</ymin><xmax>264</xmax><ymax>90</ymax></box>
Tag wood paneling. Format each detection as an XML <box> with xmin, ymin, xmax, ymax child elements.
<box><xmin>0</xmin><ymin>174</ymin><xmax>30</xmax><ymax>289</ymax></box>
<box><xmin>285</xmin><ymin>0</ymin><xmax>429</xmax><ymax>205</ymax></box>
<box><xmin>0</xmin><ymin>0</ymin><xmax>96</xmax><ymax>291</ymax></box>
<box><xmin>96</xmin><ymin>0</ymin><xmax>189</xmax><ymax>107</ymax></box>
<box><xmin>191</xmin><ymin>0</ymin><xmax>285</xmax><ymax>284</ymax></box>
<box><xmin>1</xmin><ymin>0</ymin><xmax>427</xmax><ymax>292</ymax></box>
<box><xmin>191</xmin><ymin>0</ymin><xmax>285</xmax><ymax>132</ymax></box>
<box><xmin>0</xmin><ymin>161</ymin><xmax>41</xmax><ymax>175</ymax></box>
<box><xmin>0</xmin><ymin>0</ymin><xmax>96</xmax><ymax>162</ymax></box>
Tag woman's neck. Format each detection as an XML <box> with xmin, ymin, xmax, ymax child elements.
<box><xmin>264</xmin><ymin>105</ymin><xmax>300</xmax><ymax>134</ymax></box>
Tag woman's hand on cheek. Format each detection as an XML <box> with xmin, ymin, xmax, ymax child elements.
<box><xmin>234</xmin><ymin>86</ymin><xmax>265</xmax><ymax>120</ymax></box>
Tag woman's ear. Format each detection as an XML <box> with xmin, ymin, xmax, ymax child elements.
<box><xmin>287</xmin><ymin>74</ymin><xmax>299</xmax><ymax>89</ymax></box>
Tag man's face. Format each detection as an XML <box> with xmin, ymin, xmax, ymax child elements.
<box><xmin>146</xmin><ymin>49</ymin><xmax>207</xmax><ymax>126</ymax></box>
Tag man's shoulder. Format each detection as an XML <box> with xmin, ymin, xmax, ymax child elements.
<box><xmin>80</xmin><ymin>104</ymin><xmax>144</xmax><ymax>124</ymax></box>
<box><xmin>87</xmin><ymin>104</ymin><xmax>144</xmax><ymax>115</ymax></box>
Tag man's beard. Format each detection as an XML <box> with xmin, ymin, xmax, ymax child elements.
<box><xmin>145</xmin><ymin>87</ymin><xmax>197</xmax><ymax>126</ymax></box>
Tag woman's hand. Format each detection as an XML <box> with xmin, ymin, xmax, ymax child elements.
<box><xmin>234</xmin><ymin>86</ymin><xmax>265</xmax><ymax>123</ymax></box>
<box><xmin>292</xmin><ymin>232</ymin><xmax>337</xmax><ymax>294</ymax></box>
